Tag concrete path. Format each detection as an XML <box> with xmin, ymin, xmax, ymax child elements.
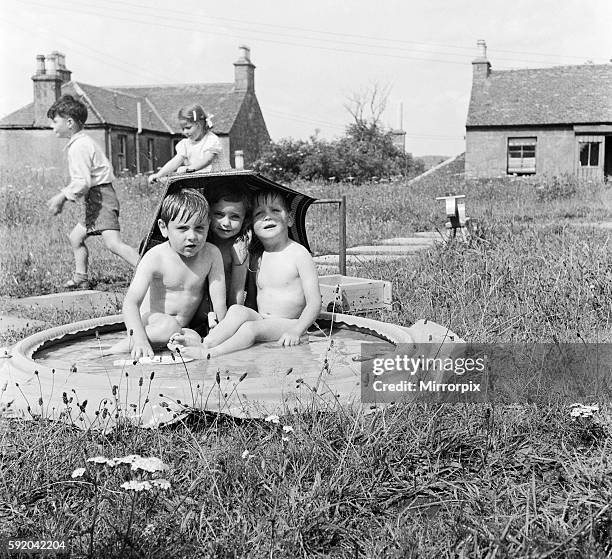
<box><xmin>314</xmin><ymin>230</ymin><xmax>443</xmax><ymax>273</ymax></box>
<box><xmin>1</xmin><ymin>290</ymin><xmax>124</xmax><ymax>340</ymax></box>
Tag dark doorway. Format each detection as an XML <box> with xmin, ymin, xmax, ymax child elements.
<box><xmin>605</xmin><ymin>137</ymin><xmax>612</xmax><ymax>180</ymax></box>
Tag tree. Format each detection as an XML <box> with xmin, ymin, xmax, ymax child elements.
<box><xmin>253</xmin><ymin>83</ymin><xmax>420</xmax><ymax>182</ymax></box>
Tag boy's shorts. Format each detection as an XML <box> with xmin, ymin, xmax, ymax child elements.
<box><xmin>84</xmin><ymin>183</ymin><xmax>121</xmax><ymax>236</ymax></box>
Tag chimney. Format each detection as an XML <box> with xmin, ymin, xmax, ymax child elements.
<box><xmin>233</xmin><ymin>45</ymin><xmax>255</xmax><ymax>93</ymax></box>
<box><xmin>32</xmin><ymin>52</ymin><xmax>71</xmax><ymax>126</ymax></box>
<box><xmin>472</xmin><ymin>39</ymin><xmax>491</xmax><ymax>81</ymax></box>
<box><xmin>52</xmin><ymin>50</ymin><xmax>72</xmax><ymax>83</ymax></box>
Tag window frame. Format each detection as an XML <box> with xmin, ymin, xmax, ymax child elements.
<box><xmin>117</xmin><ymin>134</ymin><xmax>128</xmax><ymax>172</ymax></box>
<box><xmin>507</xmin><ymin>137</ymin><xmax>537</xmax><ymax>175</ymax></box>
<box><xmin>579</xmin><ymin>141</ymin><xmax>600</xmax><ymax>167</ymax></box>
<box><xmin>146</xmin><ymin>138</ymin><xmax>155</xmax><ymax>172</ymax></box>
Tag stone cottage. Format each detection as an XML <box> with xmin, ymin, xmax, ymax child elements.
<box><xmin>0</xmin><ymin>46</ymin><xmax>270</xmax><ymax>173</ymax></box>
<box><xmin>466</xmin><ymin>40</ymin><xmax>612</xmax><ymax>180</ymax></box>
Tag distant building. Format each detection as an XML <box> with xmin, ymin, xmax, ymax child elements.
<box><xmin>465</xmin><ymin>40</ymin><xmax>612</xmax><ymax>180</ymax></box>
<box><xmin>0</xmin><ymin>46</ymin><xmax>270</xmax><ymax>173</ymax></box>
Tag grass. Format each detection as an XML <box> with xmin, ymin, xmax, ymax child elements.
<box><xmin>1</xmin><ymin>162</ymin><xmax>612</xmax><ymax>557</ymax></box>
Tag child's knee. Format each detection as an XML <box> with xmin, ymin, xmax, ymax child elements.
<box><xmin>68</xmin><ymin>228</ymin><xmax>85</xmax><ymax>246</ymax></box>
<box><xmin>226</xmin><ymin>304</ymin><xmax>251</xmax><ymax>321</ymax></box>
<box><xmin>146</xmin><ymin>313</ymin><xmax>182</xmax><ymax>344</ymax></box>
<box><xmin>103</xmin><ymin>237</ymin><xmax>123</xmax><ymax>254</ymax></box>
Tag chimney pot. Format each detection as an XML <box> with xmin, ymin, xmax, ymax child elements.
<box><xmin>46</xmin><ymin>53</ymin><xmax>58</xmax><ymax>75</ymax></box>
<box><xmin>476</xmin><ymin>40</ymin><xmax>487</xmax><ymax>59</ymax></box>
<box><xmin>239</xmin><ymin>45</ymin><xmax>251</xmax><ymax>61</ymax></box>
<box><xmin>53</xmin><ymin>51</ymin><xmax>66</xmax><ymax>69</ymax></box>
<box><xmin>36</xmin><ymin>55</ymin><xmax>45</xmax><ymax>75</ymax></box>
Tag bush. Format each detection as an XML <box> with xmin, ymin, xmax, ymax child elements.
<box><xmin>253</xmin><ymin>125</ymin><xmax>422</xmax><ymax>183</ymax></box>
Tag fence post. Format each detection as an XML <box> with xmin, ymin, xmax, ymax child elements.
<box><xmin>339</xmin><ymin>195</ymin><xmax>347</xmax><ymax>276</ymax></box>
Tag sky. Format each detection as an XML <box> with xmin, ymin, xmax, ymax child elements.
<box><xmin>1</xmin><ymin>0</ymin><xmax>611</xmax><ymax>156</ymax></box>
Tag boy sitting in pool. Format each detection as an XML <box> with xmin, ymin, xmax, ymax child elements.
<box><xmin>169</xmin><ymin>189</ymin><xmax>321</xmax><ymax>358</ymax></box>
<box><xmin>109</xmin><ymin>188</ymin><xmax>226</xmax><ymax>359</ymax></box>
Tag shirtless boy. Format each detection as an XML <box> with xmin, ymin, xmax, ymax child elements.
<box><xmin>170</xmin><ymin>190</ymin><xmax>321</xmax><ymax>358</ymax></box>
<box><xmin>110</xmin><ymin>188</ymin><xmax>226</xmax><ymax>359</ymax></box>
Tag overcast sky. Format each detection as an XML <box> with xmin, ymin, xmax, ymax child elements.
<box><xmin>1</xmin><ymin>0</ymin><xmax>611</xmax><ymax>156</ymax></box>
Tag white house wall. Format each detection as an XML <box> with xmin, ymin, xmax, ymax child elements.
<box><xmin>465</xmin><ymin>127</ymin><xmax>576</xmax><ymax>179</ymax></box>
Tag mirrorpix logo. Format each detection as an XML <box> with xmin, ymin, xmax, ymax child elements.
<box><xmin>361</xmin><ymin>345</ymin><xmax>487</xmax><ymax>402</ymax></box>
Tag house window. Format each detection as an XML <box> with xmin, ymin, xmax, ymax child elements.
<box><xmin>117</xmin><ymin>134</ymin><xmax>127</xmax><ymax>171</ymax></box>
<box><xmin>507</xmin><ymin>138</ymin><xmax>536</xmax><ymax>175</ymax></box>
<box><xmin>579</xmin><ymin>142</ymin><xmax>600</xmax><ymax>167</ymax></box>
<box><xmin>147</xmin><ymin>139</ymin><xmax>155</xmax><ymax>172</ymax></box>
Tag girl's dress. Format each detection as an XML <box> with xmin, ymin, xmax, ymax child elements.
<box><xmin>175</xmin><ymin>131</ymin><xmax>224</xmax><ymax>172</ymax></box>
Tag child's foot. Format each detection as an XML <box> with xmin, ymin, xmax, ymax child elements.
<box><xmin>167</xmin><ymin>341</ymin><xmax>210</xmax><ymax>360</ymax></box>
<box><xmin>168</xmin><ymin>329</ymin><xmax>201</xmax><ymax>347</ymax></box>
<box><xmin>63</xmin><ymin>273</ymin><xmax>91</xmax><ymax>290</ymax></box>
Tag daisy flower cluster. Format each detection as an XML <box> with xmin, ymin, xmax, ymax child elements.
<box><xmin>569</xmin><ymin>403</ymin><xmax>599</xmax><ymax>419</ymax></box>
<box><xmin>71</xmin><ymin>454</ymin><xmax>171</xmax><ymax>492</ymax></box>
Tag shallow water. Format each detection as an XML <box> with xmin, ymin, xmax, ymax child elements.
<box><xmin>34</xmin><ymin>326</ymin><xmax>393</xmax><ymax>380</ymax></box>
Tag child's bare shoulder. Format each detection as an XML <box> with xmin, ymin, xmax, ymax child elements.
<box><xmin>138</xmin><ymin>242</ymin><xmax>170</xmax><ymax>268</ymax></box>
<box><xmin>198</xmin><ymin>242</ymin><xmax>222</xmax><ymax>262</ymax></box>
<box><xmin>286</xmin><ymin>240</ymin><xmax>313</xmax><ymax>260</ymax></box>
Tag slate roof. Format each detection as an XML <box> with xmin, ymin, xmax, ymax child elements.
<box><xmin>467</xmin><ymin>64</ymin><xmax>612</xmax><ymax>127</ymax></box>
<box><xmin>0</xmin><ymin>81</ymin><xmax>245</xmax><ymax>134</ymax></box>
<box><xmin>116</xmin><ymin>83</ymin><xmax>242</xmax><ymax>134</ymax></box>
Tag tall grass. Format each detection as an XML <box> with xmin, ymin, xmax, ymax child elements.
<box><xmin>2</xmin><ymin>163</ymin><xmax>612</xmax><ymax>556</ymax></box>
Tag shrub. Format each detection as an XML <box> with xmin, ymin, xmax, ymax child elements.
<box><xmin>253</xmin><ymin>125</ymin><xmax>422</xmax><ymax>183</ymax></box>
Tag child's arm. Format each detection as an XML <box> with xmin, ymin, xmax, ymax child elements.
<box><xmin>122</xmin><ymin>256</ymin><xmax>155</xmax><ymax>359</ymax></box>
<box><xmin>148</xmin><ymin>153</ymin><xmax>185</xmax><ymax>184</ymax></box>
<box><xmin>278</xmin><ymin>249</ymin><xmax>322</xmax><ymax>346</ymax></box>
<box><xmin>228</xmin><ymin>240</ymin><xmax>249</xmax><ymax>306</ymax></box>
<box><xmin>207</xmin><ymin>244</ymin><xmax>227</xmax><ymax>322</ymax></box>
<box><xmin>48</xmin><ymin>139</ymin><xmax>93</xmax><ymax>214</ymax></box>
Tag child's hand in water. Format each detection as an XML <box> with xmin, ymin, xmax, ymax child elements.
<box><xmin>277</xmin><ymin>329</ymin><xmax>306</xmax><ymax>347</ymax></box>
<box><xmin>131</xmin><ymin>338</ymin><xmax>155</xmax><ymax>360</ymax></box>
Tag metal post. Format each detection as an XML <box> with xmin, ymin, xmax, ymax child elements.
<box><xmin>135</xmin><ymin>102</ymin><xmax>142</xmax><ymax>175</ymax></box>
<box><xmin>339</xmin><ymin>195</ymin><xmax>347</xmax><ymax>276</ymax></box>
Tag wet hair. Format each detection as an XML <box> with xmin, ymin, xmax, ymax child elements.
<box><xmin>159</xmin><ymin>188</ymin><xmax>209</xmax><ymax>225</ymax></box>
<box><xmin>206</xmin><ymin>184</ymin><xmax>253</xmax><ymax>239</ymax></box>
<box><xmin>252</xmin><ymin>190</ymin><xmax>290</xmax><ymax>213</ymax></box>
<box><xmin>178</xmin><ymin>104</ymin><xmax>210</xmax><ymax>130</ymax></box>
<box><xmin>46</xmin><ymin>95</ymin><xmax>88</xmax><ymax>126</ymax></box>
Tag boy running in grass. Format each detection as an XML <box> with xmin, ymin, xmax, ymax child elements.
<box><xmin>46</xmin><ymin>95</ymin><xmax>139</xmax><ymax>289</ymax></box>
<box><xmin>169</xmin><ymin>189</ymin><xmax>321</xmax><ymax>358</ymax></box>
<box><xmin>109</xmin><ymin>189</ymin><xmax>226</xmax><ymax>359</ymax></box>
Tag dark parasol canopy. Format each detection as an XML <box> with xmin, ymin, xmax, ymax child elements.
<box><xmin>140</xmin><ymin>170</ymin><xmax>317</xmax><ymax>255</ymax></box>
